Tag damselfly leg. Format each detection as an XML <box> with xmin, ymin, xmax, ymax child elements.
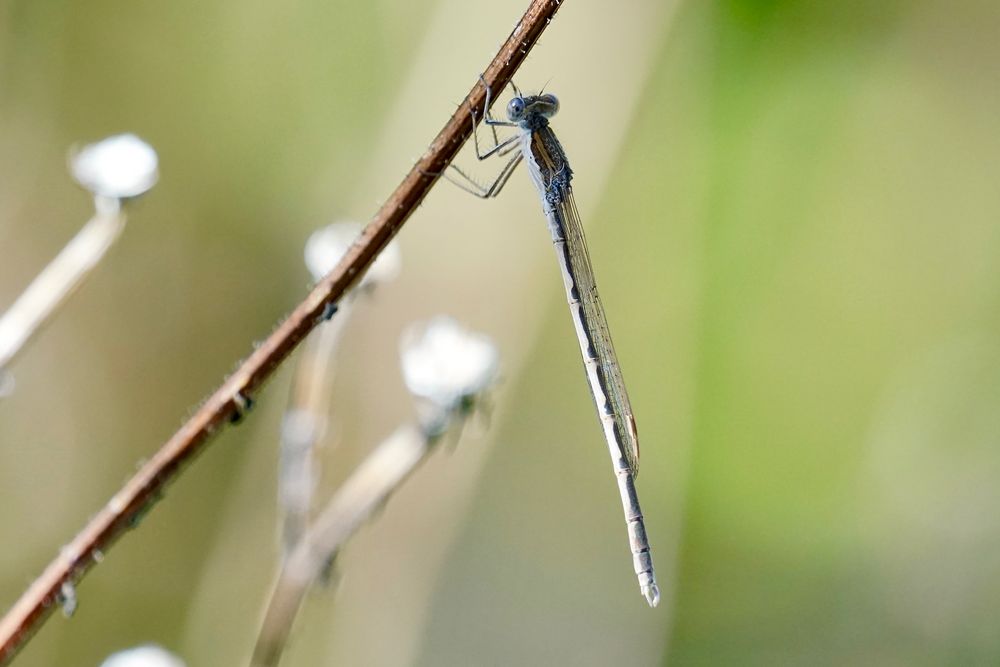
<box><xmin>443</xmin><ymin>76</ymin><xmax>526</xmax><ymax>198</ymax></box>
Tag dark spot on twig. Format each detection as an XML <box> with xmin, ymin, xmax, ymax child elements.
<box><xmin>320</xmin><ymin>302</ymin><xmax>339</xmax><ymax>322</ymax></box>
<box><xmin>230</xmin><ymin>392</ymin><xmax>254</xmax><ymax>424</ymax></box>
<box><xmin>126</xmin><ymin>493</ymin><xmax>161</xmax><ymax>529</ymax></box>
<box><xmin>57</xmin><ymin>582</ymin><xmax>77</xmax><ymax>618</ymax></box>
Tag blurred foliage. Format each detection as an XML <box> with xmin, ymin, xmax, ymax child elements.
<box><xmin>2</xmin><ymin>0</ymin><xmax>1000</xmax><ymax>665</ymax></box>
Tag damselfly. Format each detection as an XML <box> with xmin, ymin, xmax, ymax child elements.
<box><xmin>445</xmin><ymin>77</ymin><xmax>659</xmax><ymax>607</ymax></box>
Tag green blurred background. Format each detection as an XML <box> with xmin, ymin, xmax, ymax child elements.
<box><xmin>3</xmin><ymin>0</ymin><xmax>1000</xmax><ymax>664</ymax></box>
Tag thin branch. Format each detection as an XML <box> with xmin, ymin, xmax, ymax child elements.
<box><xmin>278</xmin><ymin>317</ymin><xmax>344</xmax><ymax>555</ymax></box>
<box><xmin>255</xmin><ymin>314</ymin><xmax>499</xmax><ymax>666</ymax></box>
<box><xmin>0</xmin><ymin>134</ymin><xmax>159</xmax><ymax>386</ymax></box>
<box><xmin>252</xmin><ymin>425</ymin><xmax>433</xmax><ymax>667</ymax></box>
<box><xmin>0</xmin><ymin>0</ymin><xmax>565</xmax><ymax>662</ymax></box>
<box><xmin>0</xmin><ymin>202</ymin><xmax>125</xmax><ymax>374</ymax></box>
<box><xmin>279</xmin><ymin>223</ymin><xmax>401</xmax><ymax>555</ymax></box>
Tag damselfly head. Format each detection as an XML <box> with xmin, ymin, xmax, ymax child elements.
<box><xmin>506</xmin><ymin>93</ymin><xmax>560</xmax><ymax>124</ymax></box>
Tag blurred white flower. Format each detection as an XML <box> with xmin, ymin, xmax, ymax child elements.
<box><xmin>304</xmin><ymin>220</ymin><xmax>401</xmax><ymax>286</ymax></box>
<box><xmin>99</xmin><ymin>645</ymin><xmax>185</xmax><ymax>667</ymax></box>
<box><xmin>400</xmin><ymin>316</ymin><xmax>499</xmax><ymax>411</ymax></box>
<box><xmin>70</xmin><ymin>133</ymin><xmax>158</xmax><ymax>199</ymax></box>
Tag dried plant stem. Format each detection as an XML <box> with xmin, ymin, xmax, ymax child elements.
<box><xmin>0</xmin><ymin>200</ymin><xmax>124</xmax><ymax>373</ymax></box>
<box><xmin>252</xmin><ymin>425</ymin><xmax>434</xmax><ymax>667</ymax></box>
<box><xmin>279</xmin><ymin>313</ymin><xmax>348</xmax><ymax>554</ymax></box>
<box><xmin>0</xmin><ymin>0</ymin><xmax>564</xmax><ymax>662</ymax></box>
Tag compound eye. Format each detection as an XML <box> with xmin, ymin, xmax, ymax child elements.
<box><xmin>542</xmin><ymin>94</ymin><xmax>560</xmax><ymax>115</ymax></box>
<box><xmin>507</xmin><ymin>98</ymin><xmax>525</xmax><ymax>120</ymax></box>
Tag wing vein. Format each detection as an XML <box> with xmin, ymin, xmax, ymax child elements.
<box><xmin>549</xmin><ymin>185</ymin><xmax>640</xmax><ymax>476</ymax></box>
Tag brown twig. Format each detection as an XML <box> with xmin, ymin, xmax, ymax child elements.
<box><xmin>0</xmin><ymin>0</ymin><xmax>565</xmax><ymax>662</ymax></box>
